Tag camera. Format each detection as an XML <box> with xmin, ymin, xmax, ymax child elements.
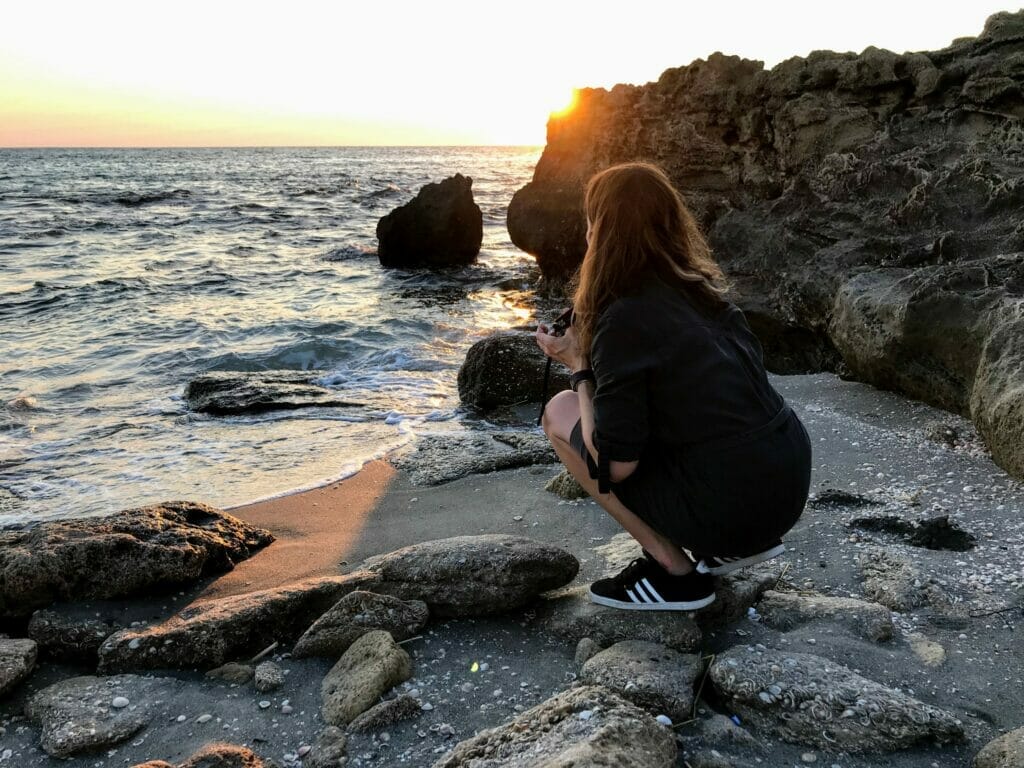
<box><xmin>550</xmin><ymin>307</ymin><xmax>574</xmax><ymax>337</ymax></box>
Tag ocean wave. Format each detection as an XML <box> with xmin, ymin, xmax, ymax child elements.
<box><xmin>52</xmin><ymin>189</ymin><xmax>193</xmax><ymax>207</ymax></box>
<box><xmin>321</xmin><ymin>244</ymin><xmax>376</xmax><ymax>261</ymax></box>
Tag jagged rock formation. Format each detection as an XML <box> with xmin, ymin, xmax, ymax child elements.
<box><xmin>0</xmin><ymin>502</ymin><xmax>273</xmax><ymax>618</ymax></box>
<box><xmin>507</xmin><ymin>11</ymin><xmax>1024</xmax><ymax>478</ymax></box>
<box><xmin>377</xmin><ymin>174</ymin><xmax>483</xmax><ymax>268</ymax></box>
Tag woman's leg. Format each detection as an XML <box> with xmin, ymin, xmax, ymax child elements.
<box><xmin>541</xmin><ymin>390</ymin><xmax>693</xmax><ymax>576</ymax></box>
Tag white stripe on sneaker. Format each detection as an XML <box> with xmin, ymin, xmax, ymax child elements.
<box><xmin>626</xmin><ymin>588</ymin><xmax>643</xmax><ymax>604</ymax></box>
<box><xmin>640</xmin><ymin>578</ymin><xmax>666</xmax><ymax>603</ymax></box>
<box><xmin>633</xmin><ymin>582</ymin><xmax>653</xmax><ymax>603</ymax></box>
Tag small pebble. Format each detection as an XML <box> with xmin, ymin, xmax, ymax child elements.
<box><xmin>281</xmin><ymin>704</ymin><xmax>293</xmax><ymax>714</ymax></box>
<box><xmin>111</xmin><ymin>697</ymin><xmax>129</xmax><ymax>709</ymax></box>
<box><xmin>259</xmin><ymin>700</ymin><xmax>271</xmax><ymax>709</ymax></box>
<box><xmin>655</xmin><ymin>714</ymin><xmax>672</xmax><ymax>726</ymax></box>
<box><xmin>298</xmin><ymin>745</ymin><xmax>311</xmax><ymax>757</ymax></box>
<box><xmin>196</xmin><ymin>714</ymin><xmax>213</xmax><ymax>724</ymax></box>
<box><xmin>421</xmin><ymin>702</ymin><xmax>434</xmax><ymax>711</ymax></box>
<box><xmin>175</xmin><ymin>715</ymin><xmax>186</xmax><ymax>723</ymax></box>
<box><xmin>578</xmin><ymin>710</ymin><xmax>593</xmax><ymax>721</ymax></box>
<box><xmin>802</xmin><ymin>752</ymin><xmax>817</xmax><ymax>763</ymax></box>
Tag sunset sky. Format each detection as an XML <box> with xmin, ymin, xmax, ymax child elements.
<box><xmin>0</xmin><ymin>1</ymin><xmax>1013</xmax><ymax>147</ymax></box>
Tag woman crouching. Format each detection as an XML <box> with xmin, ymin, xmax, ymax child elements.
<box><xmin>535</xmin><ymin>162</ymin><xmax>811</xmax><ymax>611</ymax></box>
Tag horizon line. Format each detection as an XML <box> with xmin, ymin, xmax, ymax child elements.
<box><xmin>0</xmin><ymin>144</ymin><xmax>546</xmax><ymax>150</ymax></box>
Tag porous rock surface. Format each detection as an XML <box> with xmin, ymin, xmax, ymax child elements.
<box><xmin>545</xmin><ymin>468</ymin><xmax>589</xmax><ymax>499</ymax></box>
<box><xmin>321</xmin><ymin>630</ymin><xmax>412</xmax><ymax>726</ymax></box>
<box><xmin>857</xmin><ymin>547</ymin><xmax>948</xmax><ymax>612</ymax></box>
<box><xmin>361</xmin><ymin>535</ymin><xmax>578</xmax><ymax>617</ymax></box>
<box><xmin>27</xmin><ymin>674</ymin><xmax>182</xmax><ymax>758</ymax></box>
<box><xmin>132</xmin><ymin>744</ymin><xmax>273</xmax><ymax>767</ymax></box>
<box><xmin>579</xmin><ymin>640</ymin><xmax>703</xmax><ymax>720</ymax></box>
<box><xmin>433</xmin><ymin>684</ymin><xmax>677</xmax><ymax>767</ymax></box>
<box><xmin>28</xmin><ymin>608</ymin><xmax>122</xmax><ymax>663</ymax></box>
<box><xmin>346</xmin><ymin>693</ymin><xmax>422</xmax><ymax>732</ymax></box>
<box><xmin>376</xmin><ymin>174</ymin><xmax>483</xmax><ymax>268</ymax></box>
<box><xmin>757</xmin><ymin>589</ymin><xmax>894</xmax><ymax>641</ymax></box>
<box><xmin>542</xmin><ymin>585</ymin><xmax>702</xmax><ymax>652</ymax></box>
<box><xmin>0</xmin><ymin>638</ymin><xmax>37</xmax><ymax>697</ymax></box>
<box><xmin>253</xmin><ymin>660</ymin><xmax>284</xmax><ymax>693</ymax></box>
<box><xmin>98</xmin><ymin>572</ymin><xmax>377</xmax><ymax>672</ymax></box>
<box><xmin>709</xmin><ymin>648</ymin><xmax>964</xmax><ymax>753</ymax></box>
<box><xmin>305</xmin><ymin>726</ymin><xmax>348</xmax><ymax>768</ymax></box>
<box><xmin>973</xmin><ymin>726</ymin><xmax>1024</xmax><ymax>768</ymax></box>
<box><xmin>292</xmin><ymin>589</ymin><xmax>429</xmax><ymax>658</ymax></box>
<box><xmin>389</xmin><ymin>431</ymin><xmax>557</xmax><ymax>485</ymax></box>
<box><xmin>507</xmin><ymin>11</ymin><xmax>1024</xmax><ymax>477</ymax></box>
<box><xmin>0</xmin><ymin>501</ymin><xmax>274</xmax><ymax>617</ymax></box>
<box><xmin>457</xmin><ymin>331</ymin><xmax>570</xmax><ymax>411</ymax></box>
<box><xmin>184</xmin><ymin>370</ymin><xmax>363</xmax><ymax>415</ymax></box>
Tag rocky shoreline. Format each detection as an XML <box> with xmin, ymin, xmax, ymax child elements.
<box><xmin>1</xmin><ymin>372</ymin><xmax>1021</xmax><ymax>767</ymax></box>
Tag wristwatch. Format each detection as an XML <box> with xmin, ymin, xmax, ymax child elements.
<box><xmin>569</xmin><ymin>368</ymin><xmax>596</xmax><ymax>392</ymax></box>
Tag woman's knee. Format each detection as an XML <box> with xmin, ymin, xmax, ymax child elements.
<box><xmin>541</xmin><ymin>390</ymin><xmax>579</xmax><ymax>441</ymax></box>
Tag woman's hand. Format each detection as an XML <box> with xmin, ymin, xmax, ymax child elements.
<box><xmin>535</xmin><ymin>323</ymin><xmax>587</xmax><ymax>371</ymax></box>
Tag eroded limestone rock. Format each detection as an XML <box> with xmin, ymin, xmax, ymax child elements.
<box><xmin>757</xmin><ymin>590</ymin><xmax>894</xmax><ymax>641</ymax></box>
<box><xmin>293</xmin><ymin>590</ymin><xmax>428</xmax><ymax>658</ymax></box>
<box><xmin>710</xmin><ymin>648</ymin><xmax>964</xmax><ymax>752</ymax></box>
<box><xmin>321</xmin><ymin>631</ymin><xmax>412</xmax><ymax>726</ymax></box>
<box><xmin>362</xmin><ymin>535</ymin><xmax>578</xmax><ymax>617</ymax></box>
<box><xmin>0</xmin><ymin>638</ymin><xmax>37</xmax><ymax>697</ymax></box>
<box><xmin>433</xmin><ymin>685</ymin><xmax>676</xmax><ymax>767</ymax></box>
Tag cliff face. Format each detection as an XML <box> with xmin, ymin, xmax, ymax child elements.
<box><xmin>507</xmin><ymin>11</ymin><xmax>1024</xmax><ymax>479</ymax></box>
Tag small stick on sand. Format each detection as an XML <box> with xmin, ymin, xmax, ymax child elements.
<box><xmin>250</xmin><ymin>641</ymin><xmax>279</xmax><ymax>663</ymax></box>
<box><xmin>398</xmin><ymin>635</ymin><xmax>424</xmax><ymax>645</ymax></box>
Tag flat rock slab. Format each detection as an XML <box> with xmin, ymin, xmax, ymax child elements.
<box><xmin>579</xmin><ymin>640</ymin><xmax>703</xmax><ymax>720</ymax></box>
<box><xmin>321</xmin><ymin>630</ymin><xmax>412</xmax><ymax>726</ymax></box>
<box><xmin>362</xmin><ymin>535</ymin><xmax>578</xmax><ymax>617</ymax></box>
<box><xmin>0</xmin><ymin>501</ymin><xmax>273</xmax><ymax>617</ymax></box>
<box><xmin>433</xmin><ymin>684</ymin><xmax>677</xmax><ymax>767</ymax></box>
<box><xmin>757</xmin><ymin>590</ymin><xmax>894</xmax><ymax>641</ymax></box>
<box><xmin>27</xmin><ymin>674</ymin><xmax>182</xmax><ymax>758</ymax></box>
<box><xmin>28</xmin><ymin>608</ymin><xmax>122</xmax><ymax>663</ymax></box>
<box><xmin>293</xmin><ymin>589</ymin><xmax>429</xmax><ymax>657</ymax></box>
<box><xmin>709</xmin><ymin>648</ymin><xmax>964</xmax><ymax>753</ymax></box>
<box><xmin>99</xmin><ymin>572</ymin><xmax>377</xmax><ymax>672</ymax></box>
<box><xmin>184</xmin><ymin>370</ymin><xmax>364</xmax><ymax>415</ymax></box>
<box><xmin>0</xmin><ymin>638</ymin><xmax>37</xmax><ymax>697</ymax></box>
<box><xmin>305</xmin><ymin>726</ymin><xmax>348</xmax><ymax>768</ymax></box>
<box><xmin>974</xmin><ymin>726</ymin><xmax>1024</xmax><ymax>768</ymax></box>
<box><xmin>542</xmin><ymin>585</ymin><xmax>702</xmax><ymax>652</ymax></box>
<box><xmin>858</xmin><ymin>547</ymin><xmax>948</xmax><ymax>612</ymax></box>
<box><xmin>389</xmin><ymin>431</ymin><xmax>557</xmax><ymax>486</ymax></box>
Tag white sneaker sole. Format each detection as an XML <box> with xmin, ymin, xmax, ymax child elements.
<box><xmin>697</xmin><ymin>543</ymin><xmax>786</xmax><ymax>576</ymax></box>
<box><xmin>588</xmin><ymin>591</ymin><xmax>716</xmax><ymax>611</ymax></box>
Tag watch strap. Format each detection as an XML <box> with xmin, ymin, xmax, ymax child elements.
<box><xmin>570</xmin><ymin>368</ymin><xmax>596</xmax><ymax>392</ymax></box>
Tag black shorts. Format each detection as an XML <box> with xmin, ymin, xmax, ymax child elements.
<box><xmin>568</xmin><ymin>412</ymin><xmax>810</xmax><ymax>558</ymax></box>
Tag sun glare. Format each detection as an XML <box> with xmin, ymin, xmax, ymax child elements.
<box><xmin>549</xmin><ymin>89</ymin><xmax>580</xmax><ymax>120</ymax></box>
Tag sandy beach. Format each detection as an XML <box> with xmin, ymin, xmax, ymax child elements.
<box><xmin>3</xmin><ymin>371</ymin><xmax>1022</xmax><ymax>767</ymax></box>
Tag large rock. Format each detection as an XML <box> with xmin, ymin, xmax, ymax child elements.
<box><xmin>0</xmin><ymin>501</ymin><xmax>273</xmax><ymax>618</ymax></box>
<box><xmin>433</xmin><ymin>685</ymin><xmax>677</xmax><ymax>767</ymax></box>
<box><xmin>28</xmin><ymin>608</ymin><xmax>122</xmax><ymax>663</ymax></box>
<box><xmin>457</xmin><ymin>331</ymin><xmax>570</xmax><ymax>411</ymax></box>
<box><xmin>542</xmin><ymin>585</ymin><xmax>702</xmax><ymax>652</ymax></box>
<box><xmin>346</xmin><ymin>693</ymin><xmax>421</xmax><ymax>732</ymax></box>
<box><xmin>361</xmin><ymin>535</ymin><xmax>578</xmax><ymax>617</ymax></box>
<box><xmin>709</xmin><ymin>648</ymin><xmax>964</xmax><ymax>752</ymax></box>
<box><xmin>507</xmin><ymin>11</ymin><xmax>1024</xmax><ymax>477</ymax></box>
<box><xmin>974</xmin><ymin>726</ymin><xmax>1024</xmax><ymax>768</ymax></box>
<box><xmin>0</xmin><ymin>638</ymin><xmax>37</xmax><ymax>697</ymax></box>
<box><xmin>98</xmin><ymin>572</ymin><xmax>377</xmax><ymax>672</ymax></box>
<box><xmin>321</xmin><ymin>630</ymin><xmax>412</xmax><ymax>726</ymax></box>
<box><xmin>757</xmin><ymin>589</ymin><xmax>894</xmax><ymax>641</ymax></box>
<box><xmin>184</xmin><ymin>370</ymin><xmax>363</xmax><ymax>415</ymax></box>
<box><xmin>133</xmin><ymin>745</ymin><xmax>273</xmax><ymax>768</ymax></box>
<box><xmin>857</xmin><ymin>547</ymin><xmax>948</xmax><ymax>612</ymax></box>
<box><xmin>293</xmin><ymin>589</ymin><xmax>428</xmax><ymax>658</ymax></box>
<box><xmin>27</xmin><ymin>674</ymin><xmax>182</xmax><ymax>758</ymax></box>
<box><xmin>376</xmin><ymin>174</ymin><xmax>482</xmax><ymax>268</ymax></box>
<box><xmin>579</xmin><ymin>640</ymin><xmax>703</xmax><ymax>720</ymax></box>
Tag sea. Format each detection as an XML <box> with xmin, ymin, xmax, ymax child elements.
<box><xmin>0</xmin><ymin>146</ymin><xmax>549</xmax><ymax>525</ymax></box>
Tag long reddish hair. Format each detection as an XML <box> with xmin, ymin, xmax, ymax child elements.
<box><xmin>571</xmin><ymin>162</ymin><xmax>727</xmax><ymax>355</ymax></box>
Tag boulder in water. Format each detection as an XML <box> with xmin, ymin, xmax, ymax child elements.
<box><xmin>376</xmin><ymin>174</ymin><xmax>482</xmax><ymax>268</ymax></box>
<box><xmin>185</xmin><ymin>370</ymin><xmax>363</xmax><ymax>415</ymax></box>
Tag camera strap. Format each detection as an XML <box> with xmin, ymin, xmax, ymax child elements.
<box><xmin>536</xmin><ymin>356</ymin><xmax>553</xmax><ymax>426</ymax></box>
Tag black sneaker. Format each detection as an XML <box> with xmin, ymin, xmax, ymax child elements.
<box><xmin>696</xmin><ymin>541</ymin><xmax>786</xmax><ymax>576</ymax></box>
<box><xmin>589</xmin><ymin>556</ymin><xmax>716</xmax><ymax>611</ymax></box>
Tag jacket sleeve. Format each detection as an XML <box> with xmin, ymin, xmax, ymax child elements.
<box><xmin>590</xmin><ymin>303</ymin><xmax>654</xmax><ymax>480</ymax></box>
